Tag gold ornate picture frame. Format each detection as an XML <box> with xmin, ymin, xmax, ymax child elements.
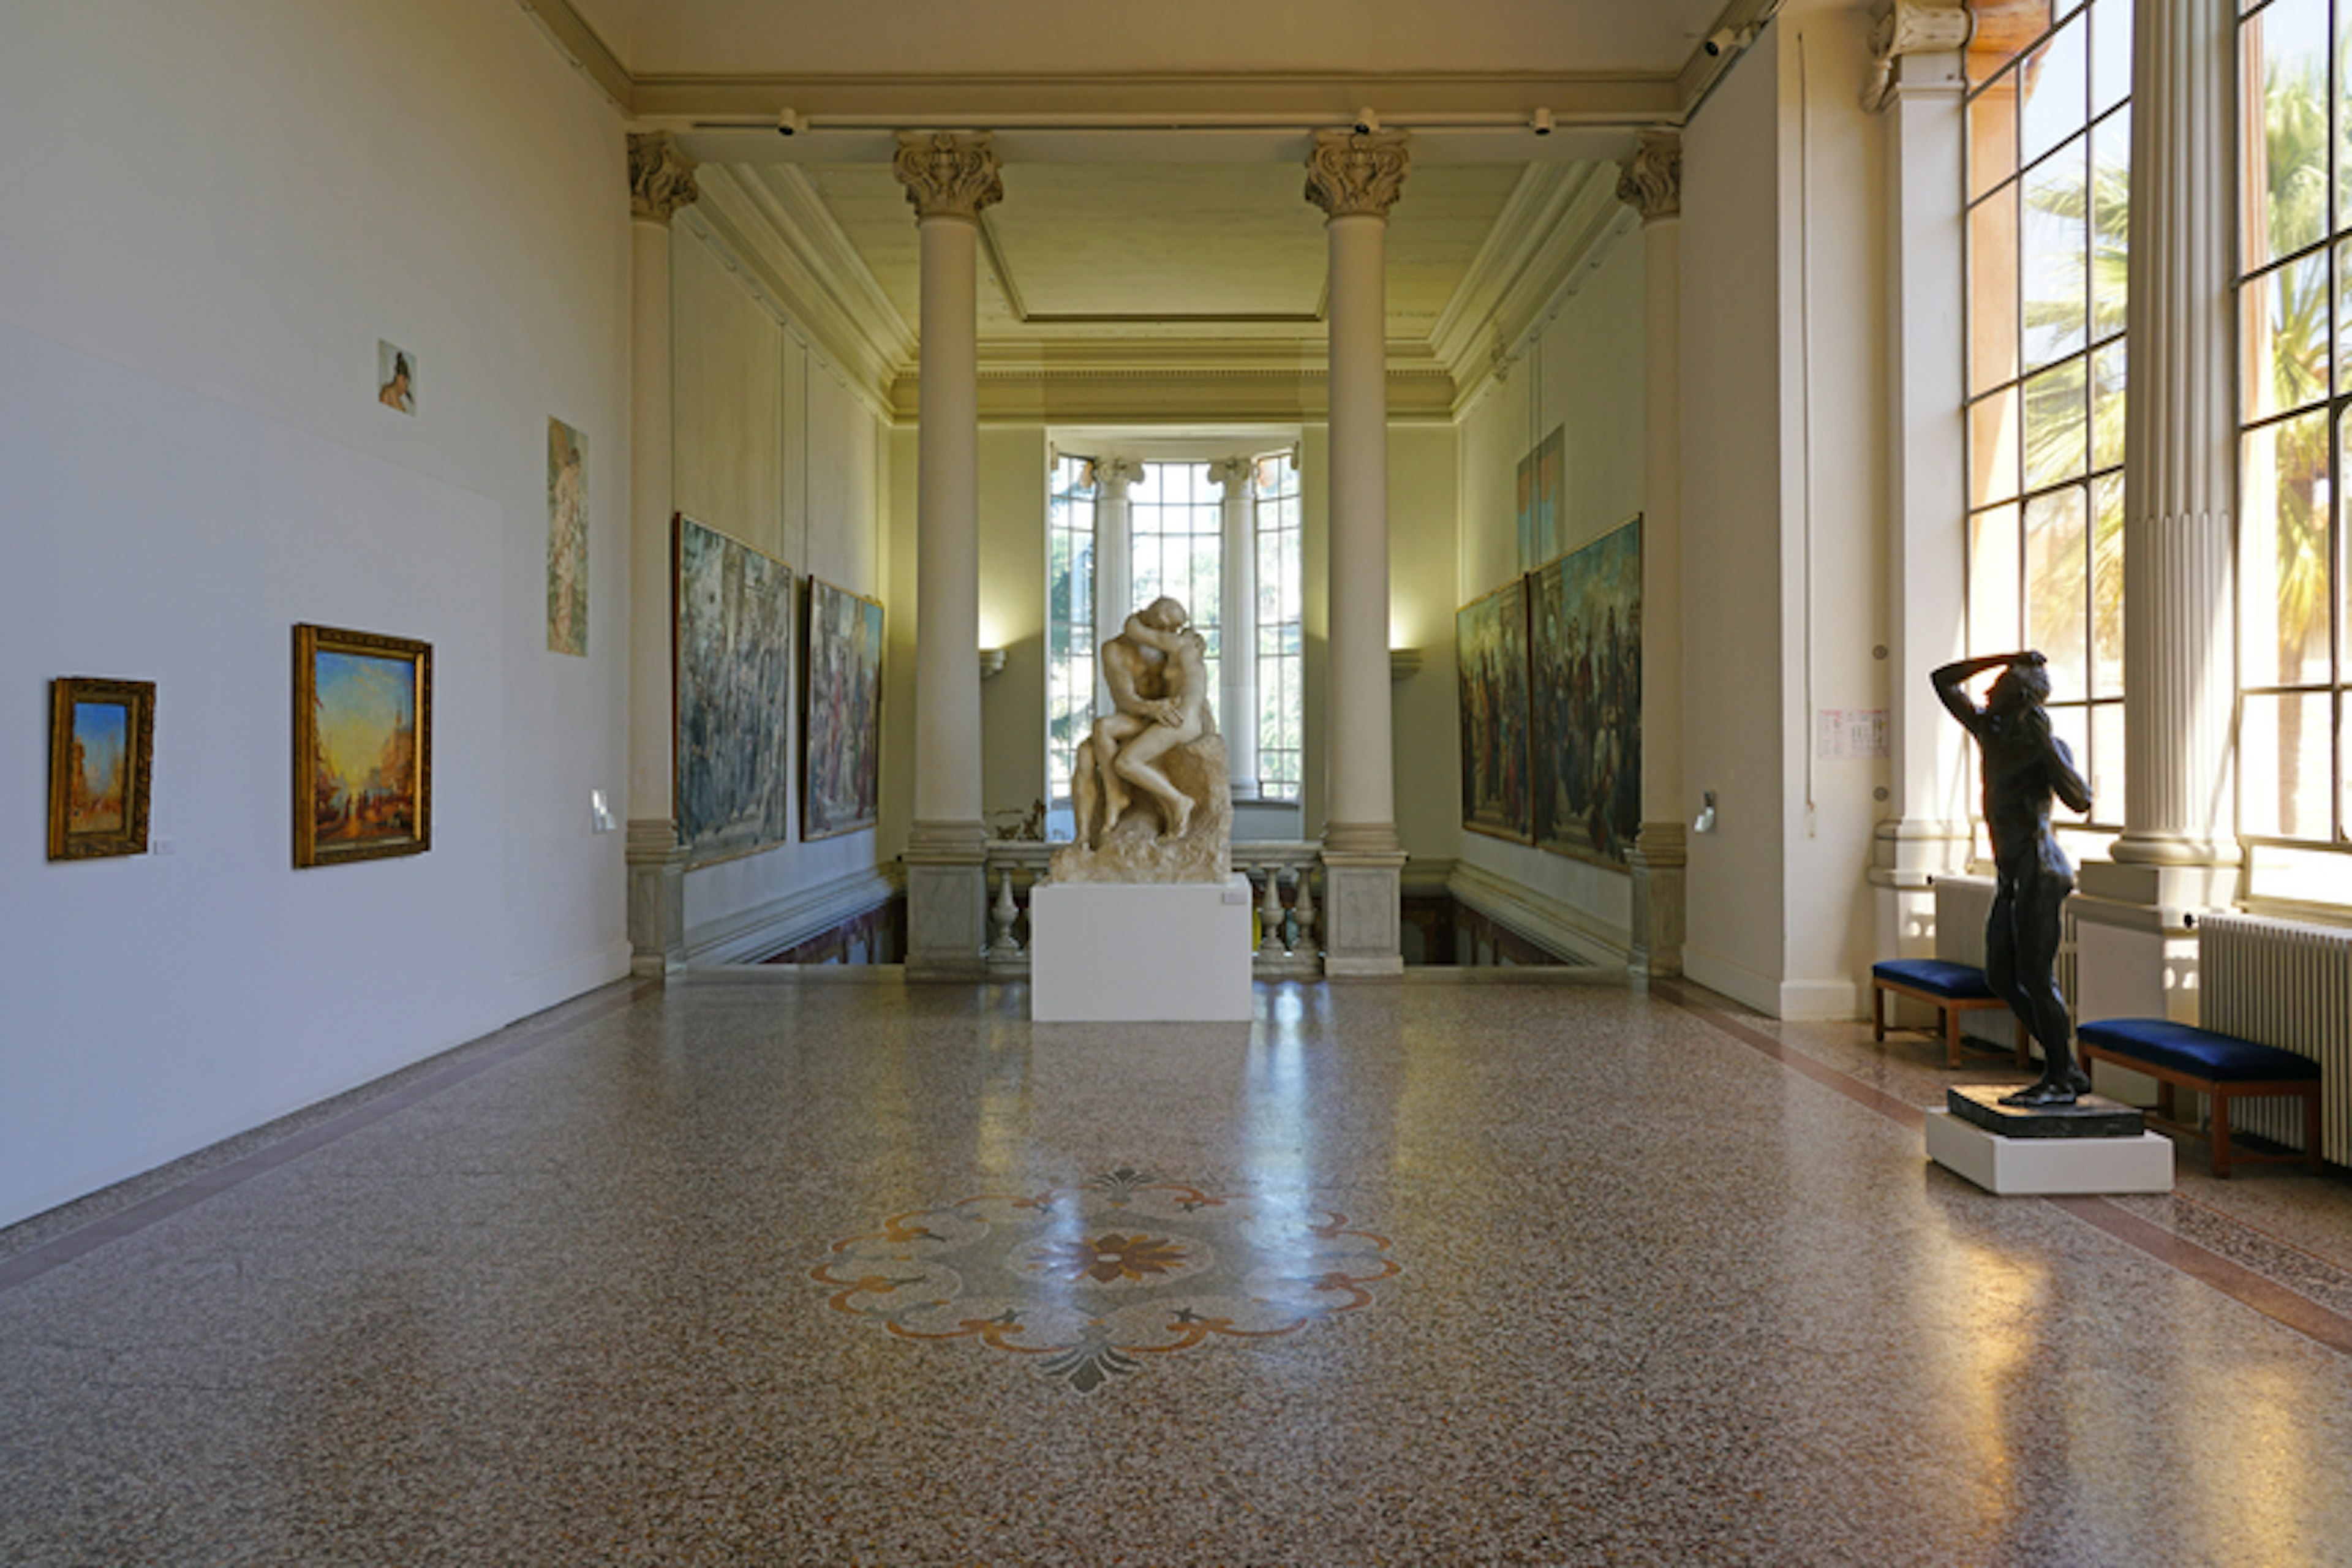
<box><xmin>48</xmin><ymin>677</ymin><xmax>155</xmax><ymax>861</ymax></box>
<box><xmin>294</xmin><ymin>624</ymin><xmax>432</xmax><ymax>868</ymax></box>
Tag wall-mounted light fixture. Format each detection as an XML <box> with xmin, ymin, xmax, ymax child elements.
<box><xmin>1531</xmin><ymin>108</ymin><xmax>1554</xmax><ymax>137</ymax></box>
<box><xmin>1389</xmin><ymin>648</ymin><xmax>1424</xmax><ymax>681</ymax></box>
<box><xmin>979</xmin><ymin>648</ymin><xmax>1007</xmax><ymax>680</ymax></box>
<box><xmin>775</xmin><ymin>107</ymin><xmax>804</xmax><ymax>137</ymax></box>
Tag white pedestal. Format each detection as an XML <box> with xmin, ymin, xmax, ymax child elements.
<box><xmin>1924</xmin><ymin>1110</ymin><xmax>2175</xmax><ymax>1196</ymax></box>
<box><xmin>1030</xmin><ymin>876</ymin><xmax>1256</xmax><ymax>1022</ymax></box>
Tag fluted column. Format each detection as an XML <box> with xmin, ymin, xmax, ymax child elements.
<box><xmin>1306</xmin><ymin>128</ymin><xmax>1409</xmax><ymax>977</ymax></box>
<box><xmin>624</xmin><ymin>132</ymin><xmax>698</xmax><ymax>975</ymax></box>
<box><xmin>895</xmin><ymin>132</ymin><xmax>1003</xmax><ymax>980</ymax></box>
<box><xmin>1617</xmin><ymin>129</ymin><xmax>1688</xmax><ymax>979</ymax></box>
<box><xmin>1089</xmin><ymin>456</ymin><xmax>1140</xmax><ymax>718</ymax></box>
<box><xmin>1210</xmin><ymin>456</ymin><xmax>1261</xmax><ymax>801</ymax></box>
<box><xmin>1863</xmin><ymin>3</ymin><xmax>1973</xmax><ymax>966</ymax></box>
<box><xmin>2072</xmin><ymin>0</ymin><xmax>2237</xmax><ymax>1039</ymax></box>
<box><xmin>2080</xmin><ymin>0</ymin><xmax>2239</xmax><ymax>931</ymax></box>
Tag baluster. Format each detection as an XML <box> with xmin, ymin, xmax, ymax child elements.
<box><xmin>1258</xmin><ymin>862</ymin><xmax>1288</xmax><ymax>955</ymax></box>
<box><xmin>989</xmin><ymin>864</ymin><xmax>1022</xmax><ymax>957</ymax></box>
<box><xmin>1293</xmin><ymin>865</ymin><xmax>1320</xmax><ymax>963</ymax></box>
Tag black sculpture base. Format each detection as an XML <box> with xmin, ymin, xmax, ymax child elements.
<box><xmin>1946</xmin><ymin>1084</ymin><xmax>2144</xmax><ymax>1141</ymax></box>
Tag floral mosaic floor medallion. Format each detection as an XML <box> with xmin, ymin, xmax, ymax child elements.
<box><xmin>812</xmin><ymin>1167</ymin><xmax>1398</xmax><ymax>1394</ymax></box>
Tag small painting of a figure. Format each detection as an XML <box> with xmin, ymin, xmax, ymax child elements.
<box><xmin>548</xmin><ymin>418</ymin><xmax>589</xmax><ymax>657</ymax></box>
<box><xmin>377</xmin><ymin>341</ymin><xmax>416</xmax><ymax>415</ymax></box>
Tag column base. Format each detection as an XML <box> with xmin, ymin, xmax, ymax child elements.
<box><xmin>625</xmin><ymin>819</ymin><xmax>688</xmax><ymax>976</ymax></box>
<box><xmin>1320</xmin><ymin>842</ymin><xmax>1406</xmax><ymax>978</ymax></box>
<box><xmin>1627</xmin><ymin>821</ymin><xmax>1686</xmax><ymax>979</ymax></box>
<box><xmin>905</xmin><ymin>818</ymin><xmax>989</xmax><ymax>981</ymax></box>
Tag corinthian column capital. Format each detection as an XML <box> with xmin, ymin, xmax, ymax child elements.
<box><xmin>1864</xmin><ymin>0</ymin><xmax>1973</xmax><ymax>110</ymax></box>
<box><xmin>1305</xmin><ymin>129</ymin><xmax>1411</xmax><ymax>221</ymax></box>
<box><xmin>627</xmin><ymin>131</ymin><xmax>700</xmax><ymax>224</ymax></box>
<box><xmin>1207</xmin><ymin>456</ymin><xmax>1254</xmax><ymax>493</ymax></box>
<box><xmin>1615</xmin><ymin>129</ymin><xmax>1682</xmax><ymax>223</ymax></box>
<box><xmin>1087</xmin><ymin>456</ymin><xmax>1144</xmax><ymax>499</ymax></box>
<box><xmin>894</xmin><ymin>132</ymin><xmax>1005</xmax><ymax>221</ymax></box>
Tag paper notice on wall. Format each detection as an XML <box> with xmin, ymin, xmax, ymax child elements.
<box><xmin>1817</xmin><ymin>709</ymin><xmax>1889</xmax><ymax>760</ymax></box>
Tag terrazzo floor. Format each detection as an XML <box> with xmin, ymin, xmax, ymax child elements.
<box><xmin>7</xmin><ymin>973</ymin><xmax>2352</xmax><ymax>1566</ymax></box>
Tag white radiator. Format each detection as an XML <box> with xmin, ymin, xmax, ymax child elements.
<box><xmin>2201</xmin><ymin>913</ymin><xmax>2352</xmax><ymax>1167</ymax></box>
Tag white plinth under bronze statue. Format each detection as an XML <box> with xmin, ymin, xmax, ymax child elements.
<box><xmin>1032</xmin><ymin>598</ymin><xmax>1252</xmax><ymax>1022</ymax></box>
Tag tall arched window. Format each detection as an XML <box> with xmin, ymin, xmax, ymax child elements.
<box><xmin>2237</xmin><ymin>0</ymin><xmax>2352</xmax><ymax>903</ymax></box>
<box><xmin>1964</xmin><ymin>0</ymin><xmax>2133</xmax><ymax>856</ymax></box>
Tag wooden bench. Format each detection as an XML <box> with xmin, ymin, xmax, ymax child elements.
<box><xmin>1869</xmin><ymin>958</ymin><xmax>2030</xmax><ymax>1071</ymax></box>
<box><xmin>2076</xmin><ymin>1018</ymin><xmax>2323</xmax><ymax>1178</ymax></box>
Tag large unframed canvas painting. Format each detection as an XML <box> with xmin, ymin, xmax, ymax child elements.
<box><xmin>1530</xmin><ymin>517</ymin><xmax>1642</xmax><ymax>868</ymax></box>
<box><xmin>1457</xmin><ymin>576</ymin><xmax>1532</xmax><ymax>842</ymax></box>
<box><xmin>548</xmin><ymin>418</ymin><xmax>588</xmax><ymax>656</ymax></box>
<box><xmin>803</xmin><ymin>578</ymin><xmax>884</xmax><ymax>840</ymax></box>
<box><xmin>674</xmin><ymin>515</ymin><xmax>794</xmax><ymax>865</ymax></box>
<box><xmin>1516</xmin><ymin>426</ymin><xmax>1564</xmax><ymax>571</ymax></box>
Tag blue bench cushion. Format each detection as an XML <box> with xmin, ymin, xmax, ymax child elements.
<box><xmin>1871</xmin><ymin>959</ymin><xmax>1996</xmax><ymax>1000</ymax></box>
<box><xmin>2078</xmin><ymin>1019</ymin><xmax>2322</xmax><ymax>1084</ymax></box>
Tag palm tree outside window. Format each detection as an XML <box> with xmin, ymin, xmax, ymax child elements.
<box><xmin>2238</xmin><ymin>0</ymin><xmax>2352</xmax><ymax>904</ymax></box>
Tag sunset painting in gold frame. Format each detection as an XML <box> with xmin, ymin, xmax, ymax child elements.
<box><xmin>294</xmin><ymin>624</ymin><xmax>431</xmax><ymax>868</ymax></box>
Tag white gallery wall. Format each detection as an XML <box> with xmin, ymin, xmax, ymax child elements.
<box><xmin>668</xmin><ymin>220</ymin><xmax>893</xmax><ymax>958</ymax></box>
<box><xmin>1678</xmin><ymin>1</ymin><xmax>1891</xmax><ymax>1017</ymax></box>
<box><xmin>0</xmin><ymin>0</ymin><xmax>633</xmax><ymax>1227</ymax></box>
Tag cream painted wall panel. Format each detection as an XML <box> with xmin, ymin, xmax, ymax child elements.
<box><xmin>880</xmin><ymin>427</ymin><xmax>921</xmax><ymax>862</ymax></box>
<box><xmin>1452</xmin><ymin>234</ymin><xmax>1649</xmax><ymax>952</ymax></box>
<box><xmin>1773</xmin><ymin>1</ymin><xmax>1890</xmax><ymax>1019</ymax></box>
<box><xmin>671</xmin><ymin>233</ymin><xmax>892</xmax><ymax>940</ymax></box>
<box><xmin>1680</xmin><ymin>28</ymin><xmax>1789</xmax><ymax>1012</ymax></box>
<box><xmin>980</xmin><ymin>428</ymin><xmax>1051</xmax><ymax>828</ymax></box>
<box><xmin>672</xmin><ymin>231</ymin><xmax>786</xmax><ymax>557</ymax></box>
<box><xmin>1389</xmin><ymin>426</ymin><xmax>1463</xmax><ymax>863</ymax></box>
<box><xmin>0</xmin><ymin>0</ymin><xmax>631</xmax><ymax>1227</ymax></box>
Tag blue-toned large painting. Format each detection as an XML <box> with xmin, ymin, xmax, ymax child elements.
<box><xmin>674</xmin><ymin>515</ymin><xmax>794</xmax><ymax>865</ymax></box>
<box><xmin>1457</xmin><ymin>576</ymin><xmax>1532</xmax><ymax>843</ymax></box>
<box><xmin>1530</xmin><ymin>517</ymin><xmax>1641</xmax><ymax>869</ymax></box>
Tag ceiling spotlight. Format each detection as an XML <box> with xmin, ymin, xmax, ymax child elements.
<box><xmin>1531</xmin><ymin>107</ymin><xmax>1554</xmax><ymax>137</ymax></box>
<box><xmin>1704</xmin><ymin>26</ymin><xmax>1759</xmax><ymax>56</ymax></box>
<box><xmin>1354</xmin><ymin>107</ymin><xmax>1379</xmax><ymax>134</ymax></box>
<box><xmin>776</xmin><ymin>107</ymin><xmax>804</xmax><ymax>137</ymax></box>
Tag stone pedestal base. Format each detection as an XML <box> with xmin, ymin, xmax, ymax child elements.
<box><xmin>625</xmin><ymin>819</ymin><xmax>687</xmax><ymax>976</ymax></box>
<box><xmin>906</xmin><ymin>820</ymin><xmax>989</xmax><ymax>981</ymax></box>
<box><xmin>1319</xmin><ymin>846</ymin><xmax>1404</xmax><ymax>978</ymax></box>
<box><xmin>1926</xmin><ymin>1087</ymin><xmax>2174</xmax><ymax>1196</ymax></box>
<box><xmin>1030</xmin><ymin>877</ymin><xmax>1255</xmax><ymax>1021</ymax></box>
<box><xmin>1627</xmin><ymin>823</ymin><xmax>1686</xmax><ymax>979</ymax></box>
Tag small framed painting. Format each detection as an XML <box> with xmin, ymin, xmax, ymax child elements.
<box><xmin>294</xmin><ymin>624</ymin><xmax>432</xmax><ymax>868</ymax></box>
<box><xmin>377</xmin><ymin>341</ymin><xmax>417</xmax><ymax>415</ymax></box>
<box><xmin>48</xmin><ymin>677</ymin><xmax>155</xmax><ymax>860</ymax></box>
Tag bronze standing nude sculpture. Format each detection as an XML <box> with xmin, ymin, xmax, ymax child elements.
<box><xmin>1932</xmin><ymin>652</ymin><xmax>2095</xmax><ymax>1107</ymax></box>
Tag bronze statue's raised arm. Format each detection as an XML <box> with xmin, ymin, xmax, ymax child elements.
<box><xmin>1932</xmin><ymin>652</ymin><xmax>2032</xmax><ymax>735</ymax></box>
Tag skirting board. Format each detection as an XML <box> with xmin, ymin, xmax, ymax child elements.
<box><xmin>1924</xmin><ymin>1109</ymin><xmax>2174</xmax><ymax>1196</ymax></box>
